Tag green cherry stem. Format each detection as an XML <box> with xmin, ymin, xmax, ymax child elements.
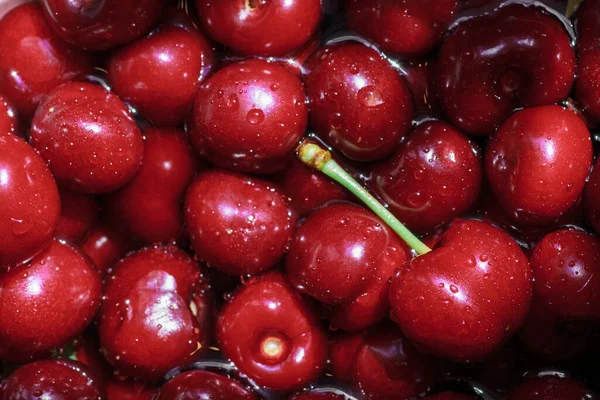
<box><xmin>297</xmin><ymin>140</ymin><xmax>432</xmax><ymax>256</ymax></box>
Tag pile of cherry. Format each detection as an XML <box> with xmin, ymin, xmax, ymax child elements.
<box><xmin>2</xmin><ymin>0</ymin><xmax>600</xmax><ymax>398</ymax></box>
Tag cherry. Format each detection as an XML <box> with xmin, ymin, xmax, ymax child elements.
<box><xmin>195</xmin><ymin>0</ymin><xmax>321</xmax><ymax>57</ymax></box>
<box><xmin>506</xmin><ymin>373</ymin><xmax>596</xmax><ymax>400</ymax></box>
<box><xmin>437</xmin><ymin>4</ymin><xmax>575</xmax><ymax>134</ymax></box>
<box><xmin>0</xmin><ymin>135</ymin><xmax>60</xmax><ymax>268</ymax></box>
<box><xmin>98</xmin><ymin>245</ymin><xmax>212</xmax><ymax>381</ymax></box>
<box><xmin>390</xmin><ymin>219</ymin><xmax>533</xmax><ymax>361</ymax></box>
<box><xmin>0</xmin><ymin>240</ymin><xmax>102</xmax><ymax>363</ymax></box>
<box><xmin>80</xmin><ymin>220</ymin><xmax>135</xmax><ymax>276</ymax></box>
<box><xmin>55</xmin><ymin>188</ymin><xmax>99</xmax><ymax>243</ymax></box>
<box><xmin>346</xmin><ymin>0</ymin><xmax>458</xmax><ymax>58</ymax></box>
<box><xmin>154</xmin><ymin>370</ymin><xmax>258</xmax><ymax>400</ymax></box>
<box><xmin>0</xmin><ymin>3</ymin><xmax>92</xmax><ymax>119</ymax></box>
<box><xmin>0</xmin><ymin>359</ymin><xmax>104</xmax><ymax>399</ymax></box>
<box><xmin>108</xmin><ymin>10</ymin><xmax>215</xmax><ymax>127</ymax></box>
<box><xmin>286</xmin><ymin>203</ymin><xmax>408</xmax><ymax>331</ymax></box>
<box><xmin>105</xmin><ymin>128</ymin><xmax>199</xmax><ymax>245</ymax></box>
<box><xmin>30</xmin><ymin>81</ymin><xmax>144</xmax><ymax>194</ymax></box>
<box><xmin>584</xmin><ymin>157</ymin><xmax>600</xmax><ymax>236</ymax></box>
<box><xmin>403</xmin><ymin>60</ymin><xmax>442</xmax><ymax>118</ymax></box>
<box><xmin>0</xmin><ymin>93</ymin><xmax>18</xmax><ymax>136</ymax></box>
<box><xmin>40</xmin><ymin>0</ymin><xmax>166</xmax><ymax>50</ymax></box>
<box><xmin>370</xmin><ymin>120</ymin><xmax>483</xmax><ymax>233</ymax></box>
<box><xmin>216</xmin><ymin>271</ymin><xmax>327</xmax><ymax>390</ymax></box>
<box><xmin>105</xmin><ymin>379</ymin><xmax>157</xmax><ymax>400</ymax></box>
<box><xmin>190</xmin><ymin>58</ymin><xmax>307</xmax><ymax>174</ymax></box>
<box><xmin>424</xmin><ymin>394</ymin><xmax>474</xmax><ymax>400</ymax></box>
<box><xmin>184</xmin><ymin>169</ymin><xmax>296</xmax><ymax>276</ymax></box>
<box><xmin>289</xmin><ymin>393</ymin><xmax>345</xmax><ymax>400</ymax></box>
<box><xmin>305</xmin><ymin>43</ymin><xmax>413</xmax><ymax>162</ymax></box>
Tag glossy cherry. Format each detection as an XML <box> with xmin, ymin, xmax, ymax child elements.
<box><xmin>105</xmin><ymin>379</ymin><xmax>157</xmax><ymax>400</ymax></box>
<box><xmin>30</xmin><ymin>81</ymin><xmax>144</xmax><ymax>194</ymax></box>
<box><xmin>155</xmin><ymin>370</ymin><xmax>258</xmax><ymax>400</ymax></box>
<box><xmin>437</xmin><ymin>4</ymin><xmax>575</xmax><ymax>134</ymax></box>
<box><xmin>217</xmin><ymin>271</ymin><xmax>327</xmax><ymax>390</ymax></box>
<box><xmin>185</xmin><ymin>169</ymin><xmax>296</xmax><ymax>276</ymax></box>
<box><xmin>105</xmin><ymin>128</ymin><xmax>199</xmax><ymax>245</ymax></box>
<box><xmin>305</xmin><ymin>43</ymin><xmax>413</xmax><ymax>162</ymax></box>
<box><xmin>108</xmin><ymin>11</ymin><xmax>215</xmax><ymax>127</ymax></box>
<box><xmin>55</xmin><ymin>188</ymin><xmax>99</xmax><ymax>243</ymax></box>
<box><xmin>485</xmin><ymin>106</ymin><xmax>592</xmax><ymax>225</ymax></box>
<box><xmin>41</xmin><ymin>0</ymin><xmax>166</xmax><ymax>50</ymax></box>
<box><xmin>196</xmin><ymin>0</ymin><xmax>321</xmax><ymax>57</ymax></box>
<box><xmin>0</xmin><ymin>135</ymin><xmax>60</xmax><ymax>268</ymax></box>
<box><xmin>346</xmin><ymin>0</ymin><xmax>458</xmax><ymax>57</ymax></box>
<box><xmin>98</xmin><ymin>245</ymin><xmax>212</xmax><ymax>381</ymax></box>
<box><xmin>0</xmin><ymin>240</ymin><xmax>102</xmax><ymax>363</ymax></box>
<box><xmin>190</xmin><ymin>58</ymin><xmax>307</xmax><ymax>174</ymax></box>
<box><xmin>0</xmin><ymin>93</ymin><xmax>18</xmax><ymax>136</ymax></box>
<box><xmin>506</xmin><ymin>373</ymin><xmax>596</xmax><ymax>400</ymax></box>
<box><xmin>370</xmin><ymin>120</ymin><xmax>482</xmax><ymax>233</ymax></box>
<box><xmin>390</xmin><ymin>219</ymin><xmax>533</xmax><ymax>362</ymax></box>
<box><xmin>80</xmin><ymin>220</ymin><xmax>135</xmax><ymax>276</ymax></box>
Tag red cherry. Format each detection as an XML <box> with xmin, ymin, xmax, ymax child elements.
<box><xmin>390</xmin><ymin>219</ymin><xmax>533</xmax><ymax>361</ymax></box>
<box><xmin>585</xmin><ymin>154</ymin><xmax>600</xmax><ymax>236</ymax></box>
<box><xmin>106</xmin><ymin>379</ymin><xmax>157</xmax><ymax>400</ymax></box>
<box><xmin>370</xmin><ymin>120</ymin><xmax>483</xmax><ymax>233</ymax></box>
<box><xmin>55</xmin><ymin>188</ymin><xmax>99</xmax><ymax>243</ymax></box>
<box><xmin>0</xmin><ymin>135</ymin><xmax>60</xmax><ymax>268</ymax></box>
<box><xmin>40</xmin><ymin>0</ymin><xmax>166</xmax><ymax>50</ymax></box>
<box><xmin>575</xmin><ymin>0</ymin><xmax>600</xmax><ymax>54</ymax></box>
<box><xmin>437</xmin><ymin>4</ymin><xmax>575</xmax><ymax>134</ymax></box>
<box><xmin>346</xmin><ymin>0</ymin><xmax>457</xmax><ymax>57</ymax></box>
<box><xmin>305</xmin><ymin>43</ymin><xmax>413</xmax><ymax>162</ymax></box>
<box><xmin>216</xmin><ymin>271</ymin><xmax>327</xmax><ymax>390</ymax></box>
<box><xmin>403</xmin><ymin>60</ymin><xmax>442</xmax><ymax>118</ymax></box>
<box><xmin>30</xmin><ymin>81</ymin><xmax>144</xmax><ymax>194</ymax></box>
<box><xmin>289</xmin><ymin>393</ymin><xmax>345</xmax><ymax>400</ymax></box>
<box><xmin>424</xmin><ymin>394</ymin><xmax>474</xmax><ymax>400</ymax></box>
<box><xmin>0</xmin><ymin>93</ymin><xmax>18</xmax><ymax>136</ymax></box>
<box><xmin>0</xmin><ymin>240</ymin><xmax>102</xmax><ymax>363</ymax></box>
<box><xmin>80</xmin><ymin>220</ymin><xmax>135</xmax><ymax>276</ymax></box>
<box><xmin>574</xmin><ymin>49</ymin><xmax>600</xmax><ymax>122</ymax></box>
<box><xmin>195</xmin><ymin>0</ymin><xmax>321</xmax><ymax>57</ymax></box>
<box><xmin>155</xmin><ymin>370</ymin><xmax>258</xmax><ymax>400</ymax></box>
<box><xmin>99</xmin><ymin>245</ymin><xmax>212</xmax><ymax>381</ymax></box>
<box><xmin>0</xmin><ymin>3</ymin><xmax>92</xmax><ymax>118</ymax></box>
<box><xmin>108</xmin><ymin>11</ymin><xmax>215</xmax><ymax>127</ymax></box>
<box><xmin>190</xmin><ymin>59</ymin><xmax>308</xmax><ymax>174</ymax></box>
<box><xmin>485</xmin><ymin>106</ymin><xmax>592</xmax><ymax>225</ymax></box>
<box><xmin>105</xmin><ymin>128</ymin><xmax>199</xmax><ymax>245</ymax></box>
<box><xmin>1</xmin><ymin>359</ymin><xmax>104</xmax><ymax>399</ymax></box>
<box><xmin>506</xmin><ymin>374</ymin><xmax>595</xmax><ymax>400</ymax></box>
<box><xmin>185</xmin><ymin>169</ymin><xmax>296</xmax><ymax>276</ymax></box>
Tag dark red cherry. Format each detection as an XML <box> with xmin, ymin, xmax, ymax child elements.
<box><xmin>40</xmin><ymin>0</ymin><xmax>166</xmax><ymax>50</ymax></box>
<box><xmin>485</xmin><ymin>106</ymin><xmax>592</xmax><ymax>225</ymax></box>
<box><xmin>403</xmin><ymin>60</ymin><xmax>442</xmax><ymax>118</ymax></box>
<box><xmin>0</xmin><ymin>93</ymin><xmax>18</xmax><ymax>136</ymax></box>
<box><xmin>217</xmin><ymin>271</ymin><xmax>327</xmax><ymax>390</ymax></box>
<box><xmin>105</xmin><ymin>128</ymin><xmax>199</xmax><ymax>245</ymax></box>
<box><xmin>346</xmin><ymin>0</ymin><xmax>457</xmax><ymax>57</ymax></box>
<box><xmin>1</xmin><ymin>359</ymin><xmax>104</xmax><ymax>399</ymax></box>
<box><xmin>80</xmin><ymin>220</ymin><xmax>135</xmax><ymax>276</ymax></box>
<box><xmin>196</xmin><ymin>0</ymin><xmax>321</xmax><ymax>57</ymax></box>
<box><xmin>305</xmin><ymin>43</ymin><xmax>413</xmax><ymax>162</ymax></box>
<box><xmin>585</xmin><ymin>152</ymin><xmax>600</xmax><ymax>236</ymax></box>
<box><xmin>289</xmin><ymin>393</ymin><xmax>345</xmax><ymax>400</ymax></box>
<box><xmin>99</xmin><ymin>245</ymin><xmax>212</xmax><ymax>381</ymax></box>
<box><xmin>437</xmin><ymin>4</ymin><xmax>575</xmax><ymax>134</ymax></box>
<box><xmin>506</xmin><ymin>374</ymin><xmax>596</xmax><ymax>400</ymax></box>
<box><xmin>0</xmin><ymin>3</ymin><xmax>93</xmax><ymax>119</ymax></box>
<box><xmin>370</xmin><ymin>120</ymin><xmax>482</xmax><ymax>233</ymax></box>
<box><xmin>30</xmin><ymin>81</ymin><xmax>144</xmax><ymax>194</ymax></box>
<box><xmin>55</xmin><ymin>188</ymin><xmax>99</xmax><ymax>243</ymax></box>
<box><xmin>190</xmin><ymin>59</ymin><xmax>307</xmax><ymax>174</ymax></box>
<box><xmin>424</xmin><ymin>394</ymin><xmax>474</xmax><ymax>400</ymax></box>
<box><xmin>155</xmin><ymin>370</ymin><xmax>258</xmax><ymax>400</ymax></box>
<box><xmin>106</xmin><ymin>379</ymin><xmax>157</xmax><ymax>400</ymax></box>
<box><xmin>390</xmin><ymin>219</ymin><xmax>533</xmax><ymax>361</ymax></box>
<box><xmin>576</xmin><ymin>0</ymin><xmax>600</xmax><ymax>54</ymax></box>
<box><xmin>574</xmin><ymin>49</ymin><xmax>600</xmax><ymax>122</ymax></box>
<box><xmin>0</xmin><ymin>240</ymin><xmax>102</xmax><ymax>363</ymax></box>
<box><xmin>0</xmin><ymin>135</ymin><xmax>60</xmax><ymax>268</ymax></box>
<box><xmin>185</xmin><ymin>169</ymin><xmax>296</xmax><ymax>276</ymax></box>
<box><xmin>108</xmin><ymin>11</ymin><xmax>215</xmax><ymax>127</ymax></box>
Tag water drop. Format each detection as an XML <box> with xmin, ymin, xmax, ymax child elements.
<box><xmin>246</xmin><ymin>109</ymin><xmax>265</xmax><ymax>125</ymax></box>
<box><xmin>358</xmin><ymin>85</ymin><xmax>385</xmax><ymax>108</ymax></box>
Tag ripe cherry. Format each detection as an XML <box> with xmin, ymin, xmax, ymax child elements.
<box><xmin>506</xmin><ymin>373</ymin><xmax>596</xmax><ymax>400</ymax></box>
<box><xmin>80</xmin><ymin>220</ymin><xmax>135</xmax><ymax>276</ymax></box>
<box><xmin>55</xmin><ymin>188</ymin><xmax>99</xmax><ymax>243</ymax></box>
<box><xmin>154</xmin><ymin>370</ymin><xmax>258</xmax><ymax>400</ymax></box>
<box><xmin>105</xmin><ymin>379</ymin><xmax>158</xmax><ymax>400</ymax></box>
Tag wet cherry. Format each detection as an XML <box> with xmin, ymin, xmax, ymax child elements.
<box><xmin>55</xmin><ymin>188</ymin><xmax>99</xmax><ymax>243</ymax></box>
<box><xmin>154</xmin><ymin>370</ymin><xmax>258</xmax><ymax>400</ymax></box>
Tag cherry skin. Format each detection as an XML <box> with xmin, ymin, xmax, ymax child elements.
<box><xmin>55</xmin><ymin>188</ymin><xmax>99</xmax><ymax>243</ymax></box>
<box><xmin>506</xmin><ymin>373</ymin><xmax>596</xmax><ymax>400</ymax></box>
<box><xmin>108</xmin><ymin>11</ymin><xmax>215</xmax><ymax>127</ymax></box>
<box><xmin>437</xmin><ymin>4</ymin><xmax>575</xmax><ymax>134</ymax></box>
<box><xmin>0</xmin><ymin>135</ymin><xmax>60</xmax><ymax>268</ymax></box>
<box><xmin>80</xmin><ymin>220</ymin><xmax>135</xmax><ymax>276</ymax></box>
<box><xmin>105</xmin><ymin>379</ymin><xmax>157</xmax><ymax>400</ymax></box>
<box><xmin>370</xmin><ymin>120</ymin><xmax>483</xmax><ymax>233</ymax></box>
<box><xmin>0</xmin><ymin>93</ymin><xmax>18</xmax><ymax>136</ymax></box>
<box><xmin>195</xmin><ymin>0</ymin><xmax>321</xmax><ymax>57</ymax></box>
<box><xmin>390</xmin><ymin>219</ymin><xmax>533</xmax><ymax>362</ymax></box>
<box><xmin>40</xmin><ymin>0</ymin><xmax>166</xmax><ymax>50</ymax></box>
<box><xmin>190</xmin><ymin>58</ymin><xmax>307</xmax><ymax>174</ymax></box>
<box><xmin>585</xmin><ymin>158</ymin><xmax>600</xmax><ymax>236</ymax></box>
<box><xmin>0</xmin><ymin>359</ymin><xmax>104</xmax><ymax>399</ymax></box>
<box><xmin>485</xmin><ymin>106</ymin><xmax>592</xmax><ymax>225</ymax></box>
<box><xmin>305</xmin><ymin>43</ymin><xmax>413</xmax><ymax>162</ymax></box>
<box><xmin>105</xmin><ymin>128</ymin><xmax>199</xmax><ymax>245</ymax></box>
<box><xmin>30</xmin><ymin>81</ymin><xmax>144</xmax><ymax>194</ymax></box>
<box><xmin>0</xmin><ymin>240</ymin><xmax>102</xmax><ymax>363</ymax></box>
<box><xmin>99</xmin><ymin>245</ymin><xmax>212</xmax><ymax>381</ymax></box>
<box><xmin>216</xmin><ymin>271</ymin><xmax>327</xmax><ymax>391</ymax></box>
<box><xmin>346</xmin><ymin>0</ymin><xmax>458</xmax><ymax>58</ymax></box>
<box><xmin>154</xmin><ymin>370</ymin><xmax>258</xmax><ymax>400</ymax></box>
<box><xmin>185</xmin><ymin>169</ymin><xmax>296</xmax><ymax>276</ymax></box>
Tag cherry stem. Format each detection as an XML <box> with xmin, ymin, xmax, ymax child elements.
<box><xmin>566</xmin><ymin>0</ymin><xmax>581</xmax><ymax>17</ymax></box>
<box><xmin>297</xmin><ymin>141</ymin><xmax>432</xmax><ymax>256</ymax></box>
